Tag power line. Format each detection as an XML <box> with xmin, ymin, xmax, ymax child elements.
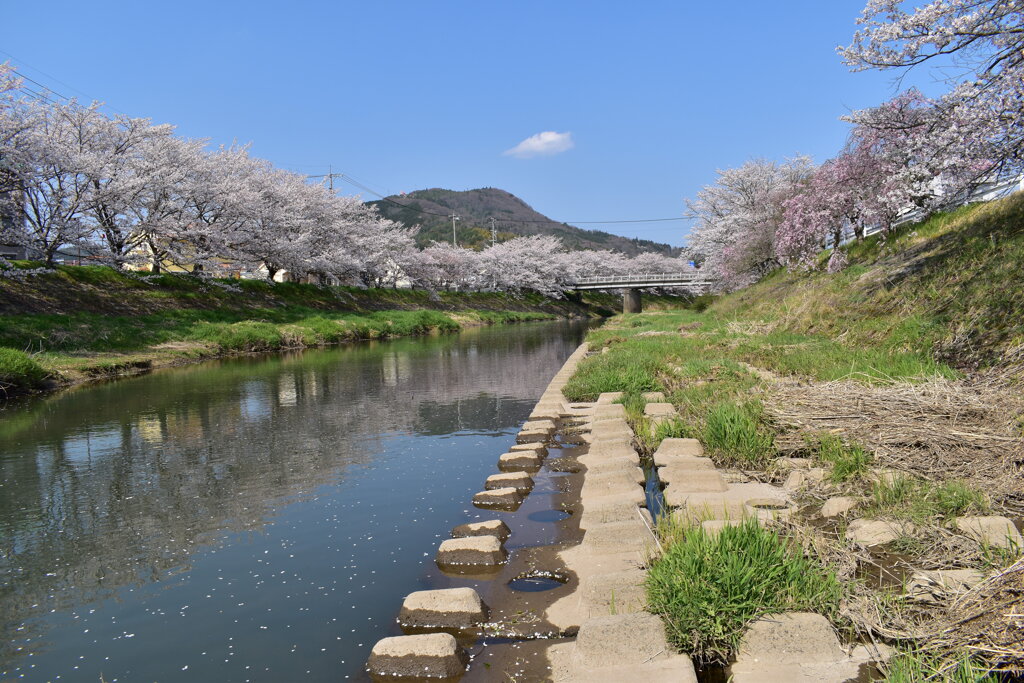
<box><xmin>307</xmin><ymin>171</ymin><xmax>685</xmax><ymax>225</ymax></box>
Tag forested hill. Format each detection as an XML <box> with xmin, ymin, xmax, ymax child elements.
<box><xmin>368</xmin><ymin>187</ymin><xmax>680</xmax><ymax>255</ymax></box>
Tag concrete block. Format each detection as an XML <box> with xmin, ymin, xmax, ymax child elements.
<box><xmin>517</xmin><ymin>428</ymin><xmax>551</xmax><ymax>444</ymax></box>
<box><xmin>820</xmin><ymin>496</ymin><xmax>858</xmax><ymax>518</ymax></box>
<box><xmin>498</xmin><ymin>451</ymin><xmax>541</xmax><ymax>471</ymax></box>
<box><xmin>907</xmin><ymin>569</ymin><xmax>987</xmax><ymax>603</ymax></box>
<box><xmin>572</xmin><ymin>613</ymin><xmax>670</xmax><ymax>669</ymax></box>
<box><xmin>366</xmin><ymin>633</ymin><xmax>468</xmax><ymax>679</ymax></box>
<box><xmin>847</xmin><ymin>519</ymin><xmax>915</xmax><ymax>546</ymax></box>
<box><xmin>578</xmin><ymin>569</ymin><xmax>647</xmax><ymax>618</ymax></box>
<box><xmin>654</xmin><ymin>453</ymin><xmax>716</xmax><ymax>469</ymax></box>
<box><xmin>472</xmin><ymin>487</ymin><xmax>523</xmax><ymax>510</ymax></box>
<box><xmin>510</xmin><ymin>442</ymin><xmax>547</xmax><ymax>456</ymax></box>
<box><xmin>450</xmin><ymin>519</ymin><xmax>510</xmax><ymax>542</ymax></box>
<box><xmin>581</xmin><ymin>454</ymin><xmax>642</xmax><ymax>475</ymax></box>
<box><xmin>435</xmin><ymin>536</ymin><xmax>507</xmax><ymax>566</ymax></box>
<box><xmin>731</xmin><ymin>612</ymin><xmax>892</xmax><ymax>683</ymax></box>
<box><xmin>522</xmin><ymin>419</ymin><xmax>556</xmax><ymax>432</ymax></box>
<box><xmin>783</xmin><ymin>467</ymin><xmax>828</xmax><ymax>491</ymax></box>
<box><xmin>593</xmin><ymin>404</ymin><xmax>627</xmax><ymax>421</ymax></box>
<box><xmin>655</xmin><ymin>438</ymin><xmax>704</xmax><ymax>458</ymax></box>
<box><xmin>661</xmin><ymin>469</ymin><xmax>727</xmax><ymax>492</ymax></box>
<box><xmin>744</xmin><ymin>498</ymin><xmax>797</xmax><ymax>522</ymax></box>
<box><xmin>485</xmin><ymin>472</ymin><xmax>534</xmax><ymax>493</ymax></box>
<box><xmin>643</xmin><ymin>402</ymin><xmax>677</xmax><ymax>417</ymax></box>
<box><xmin>642</xmin><ymin>391</ymin><xmax>666</xmax><ymax>402</ymax></box>
<box><xmin>586</xmin><ymin>439</ymin><xmax>635</xmax><ymax>457</ymax></box>
<box><xmin>596</xmin><ymin>392</ymin><xmax>625</xmax><ymax>404</ymax></box>
<box><xmin>955</xmin><ymin>516</ymin><xmax>1023</xmax><ymax>549</ymax></box>
<box><xmin>579</xmin><ymin>493</ymin><xmax>649</xmax><ymax>529</ymax></box>
<box><xmin>398</xmin><ymin>587</ymin><xmax>488</xmax><ymax>629</ymax></box>
<box><xmin>582</xmin><ymin>520</ymin><xmax>655</xmax><ymax>553</ymax></box>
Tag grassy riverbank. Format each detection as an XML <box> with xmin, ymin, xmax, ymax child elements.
<box><xmin>0</xmin><ymin>264</ymin><xmax>693</xmax><ymax>393</ymax></box>
<box><xmin>565</xmin><ymin>194</ymin><xmax>1024</xmax><ymax>676</ymax></box>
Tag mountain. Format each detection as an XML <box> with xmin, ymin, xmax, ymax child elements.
<box><xmin>368</xmin><ymin>187</ymin><xmax>680</xmax><ymax>256</ymax></box>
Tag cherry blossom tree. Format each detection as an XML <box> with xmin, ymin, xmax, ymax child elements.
<box><xmin>841</xmin><ymin>0</ymin><xmax>1023</xmax><ymax>177</ymax></box>
<box><xmin>685</xmin><ymin>157</ymin><xmax>812</xmax><ymax>288</ymax></box>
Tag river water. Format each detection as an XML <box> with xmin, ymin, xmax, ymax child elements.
<box><xmin>0</xmin><ymin>320</ymin><xmax>592</xmax><ymax>682</ymax></box>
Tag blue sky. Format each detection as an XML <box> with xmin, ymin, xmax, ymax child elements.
<box><xmin>3</xmin><ymin>1</ymin><xmax>945</xmax><ymax>246</ymax></box>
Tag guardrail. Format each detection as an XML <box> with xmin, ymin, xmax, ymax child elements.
<box><xmin>573</xmin><ymin>273</ymin><xmax>702</xmax><ymax>286</ymax></box>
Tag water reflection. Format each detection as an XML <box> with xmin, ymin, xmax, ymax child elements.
<box><xmin>0</xmin><ymin>320</ymin><xmax>590</xmax><ymax>681</ymax></box>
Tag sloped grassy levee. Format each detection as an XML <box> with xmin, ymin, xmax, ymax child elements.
<box><xmin>0</xmin><ymin>264</ymin><xmax>688</xmax><ymax>393</ymax></box>
<box><xmin>562</xmin><ymin>194</ymin><xmax>1024</xmax><ymax>678</ymax></box>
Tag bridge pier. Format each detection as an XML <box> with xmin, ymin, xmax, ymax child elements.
<box><xmin>623</xmin><ymin>289</ymin><xmax>642</xmax><ymax>314</ymax></box>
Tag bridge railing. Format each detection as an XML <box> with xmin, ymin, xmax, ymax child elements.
<box><xmin>573</xmin><ymin>272</ymin><xmax>704</xmax><ymax>286</ymax></box>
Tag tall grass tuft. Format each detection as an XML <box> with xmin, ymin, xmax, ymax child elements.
<box><xmin>866</xmin><ymin>475</ymin><xmax>989</xmax><ymax>523</ymax></box>
<box><xmin>882</xmin><ymin>647</ymin><xmax>1000</xmax><ymax>682</ymax></box>
<box><xmin>0</xmin><ymin>348</ymin><xmax>49</xmax><ymax>392</ymax></box>
<box><xmin>701</xmin><ymin>400</ymin><xmax>775</xmax><ymax>466</ymax></box>
<box><xmin>806</xmin><ymin>433</ymin><xmax>873</xmax><ymax>482</ymax></box>
<box><xmin>646</xmin><ymin>517</ymin><xmax>842</xmax><ymax>663</ymax></box>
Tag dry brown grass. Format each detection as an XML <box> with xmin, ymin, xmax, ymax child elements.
<box><xmin>764</xmin><ymin>372</ymin><xmax>1024</xmax><ymax>512</ymax></box>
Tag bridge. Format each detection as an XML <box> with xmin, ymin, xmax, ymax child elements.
<box><xmin>569</xmin><ymin>272</ymin><xmax>714</xmax><ymax>313</ymax></box>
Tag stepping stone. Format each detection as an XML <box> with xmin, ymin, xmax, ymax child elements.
<box><xmin>731</xmin><ymin>612</ymin><xmax>892</xmax><ymax>682</ymax></box>
<box><xmin>585</xmin><ymin>467</ymin><xmax>646</xmax><ymax>487</ymax></box>
<box><xmin>744</xmin><ymin>498</ymin><xmax>797</xmax><ymax>522</ymax></box>
<box><xmin>656</xmin><ymin>457</ymin><xmax>717</xmax><ymax>474</ymax></box>
<box><xmin>472</xmin><ymin>487</ymin><xmax>523</xmax><ymax>510</ymax></box>
<box><xmin>587</xmin><ymin>439</ymin><xmax>634</xmax><ymax>456</ymax></box>
<box><xmin>642</xmin><ymin>391</ymin><xmax>666</xmax><ymax>402</ymax></box>
<box><xmin>572</xmin><ymin>613</ymin><xmax>671</xmax><ymax>669</ymax></box>
<box><xmin>660</xmin><ymin>469</ymin><xmax>727</xmax><ymax>492</ymax></box>
<box><xmin>498</xmin><ymin>451</ymin><xmax>541</xmax><ymax>471</ymax></box>
<box><xmin>820</xmin><ymin>496</ymin><xmax>858</xmax><ymax>518</ymax></box>
<box><xmin>517</xmin><ymin>428</ymin><xmax>551</xmax><ymax>443</ymax></box>
<box><xmin>596</xmin><ymin>392</ymin><xmax>625</xmax><ymax>404</ymax></box>
<box><xmin>366</xmin><ymin>633</ymin><xmax>468</xmax><ymax>679</ymax></box>
<box><xmin>846</xmin><ymin>519</ymin><xmax>915</xmax><ymax>546</ymax></box>
<box><xmin>783</xmin><ymin>468</ymin><xmax>828</xmax><ymax>491</ymax></box>
<box><xmin>578</xmin><ymin>569</ymin><xmax>647</xmax><ymax>618</ymax></box>
<box><xmin>485</xmin><ymin>472</ymin><xmax>534</xmax><ymax>493</ymax></box>
<box><xmin>655</xmin><ymin>438</ymin><xmax>704</xmax><ymax>458</ymax></box>
<box><xmin>591</xmin><ymin>423</ymin><xmax>634</xmax><ymax>440</ymax></box>
<box><xmin>582</xmin><ymin>520</ymin><xmax>654</xmax><ymax>553</ymax></box>
<box><xmin>906</xmin><ymin>569</ymin><xmax>987</xmax><ymax>603</ymax></box>
<box><xmin>398</xmin><ymin>587</ymin><xmax>488</xmax><ymax>629</ymax></box>
<box><xmin>435</xmin><ymin>536</ymin><xmax>507</xmax><ymax>567</ymax></box>
<box><xmin>643</xmin><ymin>403</ymin><xmax>677</xmax><ymax>417</ymax></box>
<box><xmin>955</xmin><ymin>516</ymin><xmax>1023</xmax><ymax>549</ymax></box>
<box><xmin>581</xmin><ymin>471</ymin><xmax>644</xmax><ymax>498</ymax></box>
<box><xmin>510</xmin><ymin>442</ymin><xmax>548</xmax><ymax>456</ymax></box>
<box><xmin>450</xmin><ymin>519</ymin><xmax>510</xmax><ymax>541</ymax></box>
<box><xmin>581</xmin><ymin>455</ymin><xmax>642</xmax><ymax>475</ymax></box>
<box><xmin>578</xmin><ymin>493</ymin><xmax>649</xmax><ymax>529</ymax></box>
<box><xmin>593</xmin><ymin>405</ymin><xmax>627</xmax><ymax>421</ymax></box>
<box><xmin>522</xmin><ymin>419</ymin><xmax>556</xmax><ymax>432</ymax></box>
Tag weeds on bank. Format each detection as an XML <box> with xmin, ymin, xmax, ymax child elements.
<box><xmin>805</xmin><ymin>433</ymin><xmax>873</xmax><ymax>482</ymax></box>
<box><xmin>562</xmin><ymin>343</ymin><xmax>664</xmax><ymax>401</ymax></box>
<box><xmin>882</xmin><ymin>647</ymin><xmax>1000</xmax><ymax>682</ymax></box>
<box><xmin>0</xmin><ymin>348</ymin><xmax>49</xmax><ymax>392</ymax></box>
<box><xmin>865</xmin><ymin>476</ymin><xmax>989</xmax><ymax>523</ymax></box>
<box><xmin>645</xmin><ymin>517</ymin><xmax>842</xmax><ymax>663</ymax></box>
<box><xmin>701</xmin><ymin>400</ymin><xmax>775</xmax><ymax>467</ymax></box>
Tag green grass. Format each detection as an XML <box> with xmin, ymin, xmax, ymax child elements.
<box><xmin>882</xmin><ymin>648</ymin><xmax>1000</xmax><ymax>682</ymax></box>
<box><xmin>0</xmin><ymin>348</ymin><xmax>48</xmax><ymax>392</ymax></box>
<box><xmin>865</xmin><ymin>476</ymin><xmax>989</xmax><ymax>523</ymax></box>
<box><xmin>563</xmin><ymin>342</ymin><xmax>665</xmax><ymax>401</ymax></box>
<box><xmin>646</xmin><ymin>517</ymin><xmax>843</xmax><ymax>663</ymax></box>
<box><xmin>700</xmin><ymin>400</ymin><xmax>775</xmax><ymax>467</ymax></box>
<box><xmin>806</xmin><ymin>433</ymin><xmax>873</xmax><ymax>482</ymax></box>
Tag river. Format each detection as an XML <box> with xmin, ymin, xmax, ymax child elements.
<box><xmin>0</xmin><ymin>319</ymin><xmax>592</xmax><ymax>682</ymax></box>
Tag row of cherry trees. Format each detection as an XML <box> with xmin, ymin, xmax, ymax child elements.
<box><xmin>0</xmin><ymin>77</ymin><xmax>690</xmax><ymax>296</ymax></box>
<box><xmin>687</xmin><ymin>0</ymin><xmax>1023</xmax><ymax>289</ymax></box>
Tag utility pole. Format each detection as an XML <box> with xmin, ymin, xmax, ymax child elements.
<box><xmin>450</xmin><ymin>212</ymin><xmax>460</xmax><ymax>246</ymax></box>
<box><xmin>489</xmin><ymin>217</ymin><xmax>496</xmax><ymax>247</ymax></box>
<box><xmin>328</xmin><ymin>165</ymin><xmax>333</xmax><ymax>192</ymax></box>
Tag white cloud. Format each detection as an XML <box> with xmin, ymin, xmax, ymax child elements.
<box><xmin>503</xmin><ymin>131</ymin><xmax>574</xmax><ymax>159</ymax></box>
